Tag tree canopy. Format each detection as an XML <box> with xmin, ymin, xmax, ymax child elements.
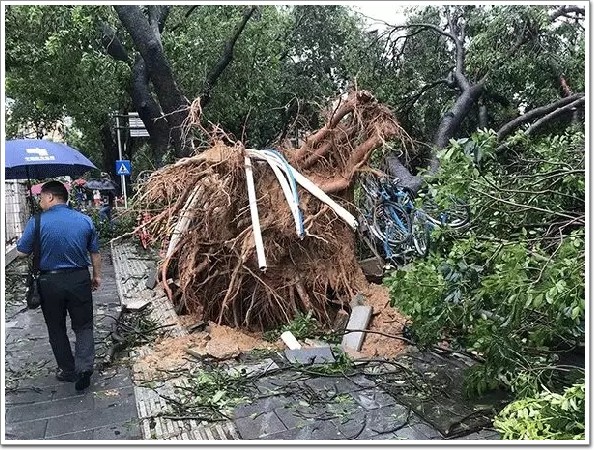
<box><xmin>5</xmin><ymin>5</ymin><xmax>584</xmax><ymax>177</ymax></box>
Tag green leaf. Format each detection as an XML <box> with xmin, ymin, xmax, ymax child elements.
<box><xmin>211</xmin><ymin>390</ymin><xmax>226</xmax><ymax>403</ymax></box>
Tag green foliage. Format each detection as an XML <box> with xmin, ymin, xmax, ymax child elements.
<box><xmin>167</xmin><ymin>366</ymin><xmax>252</xmax><ymax>420</ymax></box>
<box><xmin>355</xmin><ymin>5</ymin><xmax>585</xmax><ymax>146</ymax></box>
<box><xmin>385</xmin><ymin>129</ymin><xmax>585</xmax><ymax>406</ymax></box>
<box><xmin>263</xmin><ymin>310</ymin><xmax>320</xmax><ymax>342</ymax></box>
<box><xmin>84</xmin><ymin>206</ymin><xmax>136</xmax><ymax>243</ymax></box>
<box><xmin>5</xmin><ymin>5</ymin><xmax>126</xmax><ymax>169</ymax></box>
<box><xmin>493</xmin><ymin>381</ymin><xmax>585</xmax><ymax>440</ymax></box>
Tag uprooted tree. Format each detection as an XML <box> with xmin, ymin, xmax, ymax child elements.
<box><xmin>133</xmin><ymin>90</ymin><xmax>409</xmax><ymax>330</ymax></box>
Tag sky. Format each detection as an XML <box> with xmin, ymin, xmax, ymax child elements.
<box><xmin>351</xmin><ymin>1</ymin><xmax>408</xmax><ymax>28</ymax></box>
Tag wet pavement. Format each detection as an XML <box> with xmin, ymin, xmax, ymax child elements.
<box><xmin>4</xmin><ymin>250</ymin><xmax>140</xmax><ymax>441</ymax></box>
<box><xmin>3</xmin><ymin>241</ymin><xmax>502</xmax><ymax>441</ymax></box>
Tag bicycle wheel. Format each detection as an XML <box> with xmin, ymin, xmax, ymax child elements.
<box><xmin>423</xmin><ymin>196</ymin><xmax>470</xmax><ymax>228</ymax></box>
<box><xmin>373</xmin><ymin>201</ymin><xmax>411</xmax><ymax>246</ymax></box>
<box><xmin>411</xmin><ymin>210</ymin><xmax>431</xmax><ymax>257</ymax></box>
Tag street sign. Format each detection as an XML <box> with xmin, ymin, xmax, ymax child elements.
<box><xmin>116</xmin><ymin>160</ymin><xmax>131</xmax><ymax>176</ymax></box>
<box><xmin>128</xmin><ymin>112</ymin><xmax>150</xmax><ymax>137</ymax></box>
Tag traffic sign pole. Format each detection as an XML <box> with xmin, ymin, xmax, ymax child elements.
<box><xmin>116</xmin><ymin>116</ymin><xmax>127</xmax><ymax>208</ymax></box>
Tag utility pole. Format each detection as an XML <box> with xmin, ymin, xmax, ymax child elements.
<box><xmin>115</xmin><ymin>115</ymin><xmax>128</xmax><ymax>208</ymax></box>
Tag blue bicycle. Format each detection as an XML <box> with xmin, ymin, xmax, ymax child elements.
<box><xmin>379</xmin><ymin>177</ymin><xmax>432</xmax><ymax>258</ymax></box>
<box><xmin>358</xmin><ymin>172</ymin><xmax>470</xmax><ymax>263</ymax></box>
<box><xmin>359</xmin><ymin>174</ymin><xmax>412</xmax><ymax>263</ymax></box>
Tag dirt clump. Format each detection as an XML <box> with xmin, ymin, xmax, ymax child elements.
<box><xmin>133</xmin><ymin>323</ymin><xmax>280</xmax><ymax>381</ymax></box>
<box><xmin>358</xmin><ymin>283</ymin><xmax>409</xmax><ymax>358</ymax></box>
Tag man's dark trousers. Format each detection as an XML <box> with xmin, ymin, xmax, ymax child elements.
<box><xmin>39</xmin><ymin>269</ymin><xmax>94</xmax><ymax>375</ymax></box>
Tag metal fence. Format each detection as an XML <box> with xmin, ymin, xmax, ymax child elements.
<box><xmin>5</xmin><ymin>180</ymin><xmax>29</xmax><ymax>246</ymax></box>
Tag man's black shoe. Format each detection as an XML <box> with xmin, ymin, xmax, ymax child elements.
<box><xmin>75</xmin><ymin>371</ymin><xmax>92</xmax><ymax>391</ymax></box>
<box><xmin>56</xmin><ymin>370</ymin><xmax>77</xmax><ymax>382</ymax></box>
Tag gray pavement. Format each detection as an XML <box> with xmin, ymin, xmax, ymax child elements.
<box><xmin>4</xmin><ymin>240</ymin><xmax>501</xmax><ymax>441</ymax></box>
<box><xmin>4</xmin><ymin>249</ymin><xmax>141</xmax><ymax>441</ymax></box>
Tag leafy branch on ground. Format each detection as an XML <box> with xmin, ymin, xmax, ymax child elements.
<box><xmin>385</xmin><ymin>128</ymin><xmax>585</xmax><ymax>439</ymax></box>
<box><xmin>493</xmin><ymin>381</ymin><xmax>585</xmax><ymax>440</ymax></box>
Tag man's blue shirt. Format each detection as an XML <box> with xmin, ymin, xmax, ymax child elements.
<box><xmin>17</xmin><ymin>204</ymin><xmax>100</xmax><ymax>271</ymax></box>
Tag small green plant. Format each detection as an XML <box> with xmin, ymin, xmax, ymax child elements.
<box><xmin>494</xmin><ymin>381</ymin><xmax>585</xmax><ymax>440</ymax></box>
<box><xmin>263</xmin><ymin>311</ymin><xmax>320</xmax><ymax>342</ymax></box>
<box><xmin>165</xmin><ymin>367</ymin><xmax>254</xmax><ymax>420</ymax></box>
<box><xmin>301</xmin><ymin>348</ymin><xmax>355</xmax><ymax>376</ymax></box>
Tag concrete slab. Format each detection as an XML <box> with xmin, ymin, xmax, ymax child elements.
<box><xmin>4</xmin><ymin>419</ymin><xmax>48</xmax><ymax>440</ymax></box>
<box><xmin>45</xmin><ymin>403</ymin><xmax>138</xmax><ymax>438</ymax></box>
<box><xmin>352</xmin><ymin>388</ymin><xmax>397</xmax><ymax>410</ymax></box>
<box><xmin>6</xmin><ymin>394</ymin><xmax>94</xmax><ymax>423</ymax></box>
<box><xmin>333</xmin><ymin>403</ymin><xmax>411</xmax><ymax>440</ymax></box>
<box><xmin>259</xmin><ymin>420</ymin><xmax>346</xmax><ymax>440</ymax></box>
<box><xmin>145</xmin><ymin>266</ymin><xmax>158</xmax><ymax>289</ymax></box>
<box><xmin>5</xmin><ymin>244</ymin><xmax>18</xmax><ymax>266</ymax></box>
<box><xmin>454</xmin><ymin>429</ymin><xmax>500</xmax><ymax>440</ymax></box>
<box><xmin>92</xmin><ymin>420</ymin><xmax>142</xmax><ymax>440</ymax></box>
<box><xmin>303</xmin><ymin>376</ymin><xmax>362</xmax><ymax>395</ymax></box>
<box><xmin>394</xmin><ymin>422</ymin><xmax>443</xmax><ymax>440</ymax></box>
<box><xmin>273</xmin><ymin>404</ymin><xmax>316</xmax><ymax>430</ymax></box>
<box><xmin>232</xmin><ymin>395</ymin><xmax>289</xmax><ymax>420</ymax></box>
<box><xmin>46</xmin><ymin>430</ymin><xmax>95</xmax><ymax>440</ymax></box>
<box><xmin>341</xmin><ymin>305</ymin><xmax>373</xmax><ymax>351</ymax></box>
<box><xmin>284</xmin><ymin>347</ymin><xmax>336</xmax><ymax>365</ymax></box>
<box><xmin>123</xmin><ymin>299</ymin><xmax>151</xmax><ymax>312</ymax></box>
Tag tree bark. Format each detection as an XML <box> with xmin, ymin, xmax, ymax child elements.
<box><xmin>115</xmin><ymin>5</ymin><xmax>190</xmax><ymax>157</ymax></box>
<box><xmin>434</xmin><ymin>81</ymin><xmax>485</xmax><ymax>149</ymax></box>
<box><xmin>525</xmin><ymin>97</ymin><xmax>585</xmax><ymax>136</ymax></box>
<box><xmin>98</xmin><ymin>21</ymin><xmax>129</xmax><ymax>63</ymax></box>
<box><xmin>388</xmin><ymin>12</ymin><xmax>486</xmax><ymax>189</ymax></box>
<box><xmin>130</xmin><ymin>55</ymin><xmax>171</xmax><ymax>161</ymax></box>
<box><xmin>496</xmin><ymin>93</ymin><xmax>584</xmax><ymax>141</ymax></box>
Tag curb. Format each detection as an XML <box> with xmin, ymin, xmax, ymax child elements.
<box><xmin>110</xmin><ymin>240</ymin><xmax>239</xmax><ymax>440</ymax></box>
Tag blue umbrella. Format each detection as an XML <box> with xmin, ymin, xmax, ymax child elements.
<box><xmin>5</xmin><ymin>139</ymin><xmax>97</xmax><ymax>180</ymax></box>
<box><xmin>5</xmin><ymin>139</ymin><xmax>98</xmax><ymax>215</ymax></box>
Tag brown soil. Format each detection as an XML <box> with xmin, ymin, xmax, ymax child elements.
<box><xmin>134</xmin><ymin>283</ymin><xmax>408</xmax><ymax>380</ymax></box>
<box><xmin>358</xmin><ymin>282</ymin><xmax>410</xmax><ymax>358</ymax></box>
<box><xmin>133</xmin><ymin>323</ymin><xmax>280</xmax><ymax>381</ymax></box>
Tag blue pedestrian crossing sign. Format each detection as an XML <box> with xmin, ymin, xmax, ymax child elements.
<box><xmin>115</xmin><ymin>160</ymin><xmax>131</xmax><ymax>176</ymax></box>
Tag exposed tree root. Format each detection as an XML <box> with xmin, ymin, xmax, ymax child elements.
<box><xmin>134</xmin><ymin>89</ymin><xmax>413</xmax><ymax>330</ymax></box>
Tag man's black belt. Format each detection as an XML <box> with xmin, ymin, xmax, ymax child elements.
<box><xmin>40</xmin><ymin>267</ymin><xmax>88</xmax><ymax>275</ymax></box>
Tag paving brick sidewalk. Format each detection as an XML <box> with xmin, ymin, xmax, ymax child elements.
<box><xmin>4</xmin><ymin>249</ymin><xmax>141</xmax><ymax>441</ymax></box>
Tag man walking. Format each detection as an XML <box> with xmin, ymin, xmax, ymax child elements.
<box><xmin>17</xmin><ymin>180</ymin><xmax>101</xmax><ymax>391</ymax></box>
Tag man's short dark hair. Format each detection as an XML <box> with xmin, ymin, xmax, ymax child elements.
<box><xmin>40</xmin><ymin>180</ymin><xmax>68</xmax><ymax>201</ymax></box>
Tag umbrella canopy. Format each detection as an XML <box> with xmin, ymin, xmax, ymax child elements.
<box><xmin>83</xmin><ymin>178</ymin><xmax>118</xmax><ymax>193</ymax></box>
<box><xmin>5</xmin><ymin>139</ymin><xmax>97</xmax><ymax>180</ymax></box>
<box><xmin>31</xmin><ymin>181</ymin><xmax>71</xmax><ymax>195</ymax></box>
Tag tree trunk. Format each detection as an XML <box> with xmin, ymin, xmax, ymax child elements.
<box><xmin>115</xmin><ymin>6</ymin><xmax>190</xmax><ymax>157</ymax></box>
<box><xmin>434</xmin><ymin>82</ymin><xmax>484</xmax><ymax>148</ymax></box>
<box><xmin>130</xmin><ymin>55</ymin><xmax>171</xmax><ymax>161</ymax></box>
